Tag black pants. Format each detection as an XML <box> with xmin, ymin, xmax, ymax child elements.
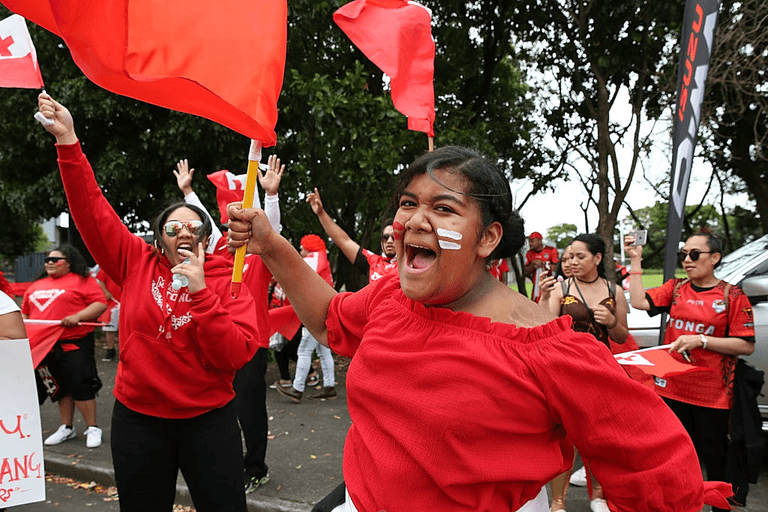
<box><xmin>663</xmin><ymin>397</ymin><xmax>730</xmax><ymax>511</ymax></box>
<box><xmin>111</xmin><ymin>399</ymin><xmax>246</xmax><ymax>512</ymax></box>
<box><xmin>275</xmin><ymin>328</ymin><xmax>303</xmax><ymax>381</ymax></box>
<box><xmin>233</xmin><ymin>347</ymin><xmax>269</xmax><ymax>480</ymax></box>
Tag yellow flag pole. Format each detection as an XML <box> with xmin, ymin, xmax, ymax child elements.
<box><xmin>231</xmin><ymin>140</ymin><xmax>261</xmax><ymax>298</ymax></box>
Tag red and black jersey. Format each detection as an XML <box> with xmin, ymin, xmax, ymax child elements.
<box><xmin>646</xmin><ymin>278</ymin><xmax>755</xmax><ymax>409</ymax></box>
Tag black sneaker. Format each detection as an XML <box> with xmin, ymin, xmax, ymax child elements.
<box><xmin>244</xmin><ymin>474</ymin><xmax>269</xmax><ymax>494</ymax></box>
<box><xmin>102</xmin><ymin>348</ymin><xmax>116</xmax><ymax>362</ymax></box>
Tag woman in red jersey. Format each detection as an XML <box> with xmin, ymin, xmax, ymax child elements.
<box><xmin>22</xmin><ymin>244</ymin><xmax>107</xmax><ymax>449</ymax></box>
<box><xmin>229</xmin><ymin>146</ymin><xmax>732</xmax><ymax>512</ymax></box>
<box><xmin>626</xmin><ymin>229</ymin><xmax>755</xmax><ymax>512</ymax></box>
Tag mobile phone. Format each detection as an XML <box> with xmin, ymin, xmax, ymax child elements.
<box><xmin>628</xmin><ymin>229</ymin><xmax>647</xmax><ymax>246</ymax></box>
<box><xmin>543</xmin><ymin>261</ymin><xmax>552</xmax><ymax>277</ymax></box>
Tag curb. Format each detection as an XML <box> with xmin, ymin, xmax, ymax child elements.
<box><xmin>44</xmin><ymin>452</ymin><xmax>312</xmax><ymax>512</ymax></box>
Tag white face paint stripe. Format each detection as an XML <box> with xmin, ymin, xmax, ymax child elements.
<box><xmin>439</xmin><ymin>240</ymin><xmax>461</xmax><ymax>250</ymax></box>
<box><xmin>437</xmin><ymin>228</ymin><xmax>462</xmax><ymax>240</ymax></box>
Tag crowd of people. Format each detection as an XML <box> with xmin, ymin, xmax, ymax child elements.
<box><xmin>0</xmin><ymin>92</ymin><xmax>754</xmax><ymax>511</ymax></box>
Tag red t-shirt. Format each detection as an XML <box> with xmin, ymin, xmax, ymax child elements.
<box><xmin>525</xmin><ymin>246</ymin><xmax>559</xmax><ymax>302</ymax></box>
<box><xmin>325</xmin><ymin>273</ymin><xmax>713</xmax><ymax>512</ymax></box>
<box><xmin>361</xmin><ymin>248</ymin><xmax>397</xmax><ymax>282</ymax></box>
<box><xmin>646</xmin><ymin>279</ymin><xmax>755</xmax><ymax>409</ymax></box>
<box><xmin>22</xmin><ymin>272</ymin><xmax>107</xmax><ymax>340</ymax></box>
<box><xmin>488</xmin><ymin>258</ymin><xmax>510</xmax><ymax>282</ymax></box>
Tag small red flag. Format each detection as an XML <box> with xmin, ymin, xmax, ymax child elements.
<box><xmin>0</xmin><ymin>14</ymin><xmax>44</xmax><ymax>89</ymax></box>
<box><xmin>1</xmin><ymin>0</ymin><xmax>287</xmax><ymax>143</ymax></box>
<box><xmin>334</xmin><ymin>0</ymin><xmax>436</xmax><ymax>136</ymax></box>
<box><xmin>24</xmin><ymin>321</ymin><xmax>65</xmax><ymax>368</ymax></box>
<box><xmin>206</xmin><ymin>170</ymin><xmax>264</xmax><ymax>226</ymax></box>
<box><xmin>614</xmin><ymin>344</ymin><xmax>717</xmax><ymax>378</ymax></box>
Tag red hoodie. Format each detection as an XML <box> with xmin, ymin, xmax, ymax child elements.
<box><xmin>56</xmin><ymin>142</ymin><xmax>260</xmax><ymax>419</ymax></box>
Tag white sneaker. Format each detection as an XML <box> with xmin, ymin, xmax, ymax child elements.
<box><xmin>569</xmin><ymin>466</ymin><xmax>587</xmax><ymax>486</ymax></box>
<box><xmin>84</xmin><ymin>426</ymin><xmax>103</xmax><ymax>448</ymax></box>
<box><xmin>590</xmin><ymin>498</ymin><xmax>609</xmax><ymax>512</ymax></box>
<box><xmin>44</xmin><ymin>424</ymin><xmax>76</xmax><ymax>445</ymax></box>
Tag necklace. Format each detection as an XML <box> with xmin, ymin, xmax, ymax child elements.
<box><xmin>575</xmin><ymin>274</ymin><xmax>600</xmax><ymax>284</ymax></box>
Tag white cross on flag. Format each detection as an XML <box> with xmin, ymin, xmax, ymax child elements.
<box><xmin>0</xmin><ymin>14</ymin><xmax>44</xmax><ymax>89</ymax></box>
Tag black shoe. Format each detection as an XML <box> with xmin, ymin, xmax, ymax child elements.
<box><xmin>102</xmin><ymin>348</ymin><xmax>116</xmax><ymax>362</ymax></box>
<box><xmin>276</xmin><ymin>385</ymin><xmax>303</xmax><ymax>403</ymax></box>
<box><xmin>244</xmin><ymin>474</ymin><xmax>269</xmax><ymax>494</ymax></box>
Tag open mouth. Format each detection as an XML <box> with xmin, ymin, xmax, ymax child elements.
<box><xmin>406</xmin><ymin>244</ymin><xmax>436</xmax><ymax>270</ymax></box>
<box><xmin>177</xmin><ymin>243</ymin><xmax>193</xmax><ymax>257</ymax></box>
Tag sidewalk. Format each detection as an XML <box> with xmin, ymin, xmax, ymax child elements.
<box><xmin>37</xmin><ymin>346</ymin><xmax>351</xmax><ymax>512</ymax></box>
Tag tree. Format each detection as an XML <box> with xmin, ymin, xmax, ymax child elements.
<box><xmin>546</xmin><ymin>223</ymin><xmax>578</xmax><ymax>249</ymax></box>
<box><xmin>512</xmin><ymin>0</ymin><xmax>686</xmax><ymax>281</ymax></box>
<box><xmin>700</xmin><ymin>0</ymin><xmax>768</xmax><ymax>232</ymax></box>
<box><xmin>0</xmin><ymin>2</ymin><xmax>555</xmax><ymax>293</ymax></box>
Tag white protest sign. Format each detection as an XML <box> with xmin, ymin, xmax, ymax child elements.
<box><xmin>0</xmin><ymin>338</ymin><xmax>45</xmax><ymax>507</ymax></box>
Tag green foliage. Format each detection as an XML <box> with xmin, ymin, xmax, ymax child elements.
<box><xmin>546</xmin><ymin>223</ymin><xmax>578</xmax><ymax>248</ymax></box>
<box><xmin>0</xmin><ymin>2</ymin><xmax>554</xmax><ymax>291</ymax></box>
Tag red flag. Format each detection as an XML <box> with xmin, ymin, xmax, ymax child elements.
<box><xmin>0</xmin><ymin>14</ymin><xmax>44</xmax><ymax>88</ymax></box>
<box><xmin>23</xmin><ymin>321</ymin><xmax>65</xmax><ymax>368</ymax></box>
<box><xmin>206</xmin><ymin>170</ymin><xmax>264</xmax><ymax>226</ymax></box>
<box><xmin>1</xmin><ymin>0</ymin><xmax>287</xmax><ymax>143</ymax></box>
<box><xmin>614</xmin><ymin>344</ymin><xmax>717</xmax><ymax>378</ymax></box>
<box><xmin>268</xmin><ymin>305</ymin><xmax>301</xmax><ymax>340</ymax></box>
<box><xmin>334</xmin><ymin>0</ymin><xmax>435</xmax><ymax>136</ymax></box>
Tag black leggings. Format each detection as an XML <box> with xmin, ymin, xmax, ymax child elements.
<box><xmin>111</xmin><ymin>399</ymin><xmax>246</xmax><ymax>512</ymax></box>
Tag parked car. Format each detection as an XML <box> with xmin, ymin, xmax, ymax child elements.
<box><xmin>625</xmin><ymin>234</ymin><xmax>768</xmax><ymax>430</ymax></box>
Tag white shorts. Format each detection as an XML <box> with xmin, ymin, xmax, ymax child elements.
<box><xmin>103</xmin><ymin>303</ymin><xmax>120</xmax><ymax>332</ymax></box>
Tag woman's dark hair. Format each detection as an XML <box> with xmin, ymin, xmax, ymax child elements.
<box><xmin>691</xmin><ymin>227</ymin><xmax>724</xmax><ymax>268</ymax></box>
<box><xmin>35</xmin><ymin>244</ymin><xmax>90</xmax><ymax>280</ymax></box>
<box><xmin>573</xmin><ymin>233</ymin><xmax>607</xmax><ymax>278</ymax></box>
<box><xmin>152</xmin><ymin>202</ymin><xmax>213</xmax><ymax>256</ymax></box>
<box><xmin>393</xmin><ymin>146</ymin><xmax>524</xmax><ymax>260</ymax></box>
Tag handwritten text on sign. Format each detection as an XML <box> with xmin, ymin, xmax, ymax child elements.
<box><xmin>0</xmin><ymin>339</ymin><xmax>45</xmax><ymax>507</ymax></box>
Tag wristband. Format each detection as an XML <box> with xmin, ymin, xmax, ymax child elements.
<box><xmin>629</xmin><ymin>271</ymin><xmax>643</xmax><ymax>275</ymax></box>
<box><xmin>700</xmin><ymin>334</ymin><xmax>708</xmax><ymax>350</ymax></box>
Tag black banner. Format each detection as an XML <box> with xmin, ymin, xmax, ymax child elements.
<box><xmin>664</xmin><ymin>0</ymin><xmax>721</xmax><ymax>281</ymax></box>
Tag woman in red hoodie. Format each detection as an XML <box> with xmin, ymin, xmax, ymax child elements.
<box><xmin>37</xmin><ymin>94</ymin><xmax>260</xmax><ymax>512</ymax></box>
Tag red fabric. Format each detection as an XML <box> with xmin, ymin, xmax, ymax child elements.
<box><xmin>361</xmin><ymin>248</ymin><xmax>397</xmax><ymax>281</ymax></box>
<box><xmin>24</xmin><ymin>321</ymin><xmax>65</xmax><ymax>368</ymax></box>
<box><xmin>21</xmin><ymin>272</ymin><xmax>107</xmax><ymax>340</ymax></box>
<box><xmin>324</xmin><ymin>272</ymin><xmax>720</xmax><ymax>511</ymax></box>
<box><xmin>56</xmin><ymin>141</ymin><xmax>260</xmax><ymax>419</ymax></box>
<box><xmin>207</xmin><ymin>170</ymin><xmax>246</xmax><ymax>225</ymax></box>
<box><xmin>646</xmin><ymin>279</ymin><xmax>754</xmax><ymax>409</ymax></box>
<box><xmin>333</xmin><ymin>0</ymin><xmax>435</xmax><ymax>136</ymax></box>
<box><xmin>0</xmin><ymin>270</ymin><xmax>13</xmax><ymax>297</ymax></box>
<box><xmin>3</xmin><ymin>0</ymin><xmax>287</xmax><ymax>143</ymax></box>
<box><xmin>0</xmin><ymin>14</ymin><xmax>45</xmax><ymax>88</ymax></box>
<box><xmin>9</xmin><ymin>281</ymin><xmax>30</xmax><ymax>297</ymax></box>
<box><xmin>268</xmin><ymin>305</ymin><xmax>301</xmax><ymax>340</ymax></box>
<box><xmin>96</xmin><ymin>269</ymin><xmax>122</xmax><ymax>302</ymax></box>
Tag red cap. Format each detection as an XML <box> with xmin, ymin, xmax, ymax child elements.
<box><xmin>529</xmin><ymin>232</ymin><xmax>543</xmax><ymax>239</ymax></box>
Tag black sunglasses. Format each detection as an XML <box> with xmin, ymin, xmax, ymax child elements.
<box><xmin>677</xmin><ymin>249</ymin><xmax>714</xmax><ymax>263</ymax></box>
<box><xmin>381</xmin><ymin>233</ymin><xmax>395</xmax><ymax>242</ymax></box>
<box><xmin>163</xmin><ymin>220</ymin><xmax>204</xmax><ymax>237</ymax></box>
<box><xmin>44</xmin><ymin>256</ymin><xmax>67</xmax><ymax>264</ymax></box>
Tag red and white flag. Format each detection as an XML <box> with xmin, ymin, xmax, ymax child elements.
<box><xmin>0</xmin><ymin>14</ymin><xmax>44</xmax><ymax>89</ymax></box>
<box><xmin>1</xmin><ymin>0</ymin><xmax>287</xmax><ymax>143</ymax></box>
<box><xmin>334</xmin><ymin>0</ymin><xmax>436</xmax><ymax>136</ymax></box>
<box><xmin>614</xmin><ymin>344</ymin><xmax>717</xmax><ymax>378</ymax></box>
<box><xmin>206</xmin><ymin>169</ymin><xmax>265</xmax><ymax>225</ymax></box>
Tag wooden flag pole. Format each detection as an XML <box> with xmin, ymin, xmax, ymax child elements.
<box><xmin>230</xmin><ymin>140</ymin><xmax>261</xmax><ymax>298</ymax></box>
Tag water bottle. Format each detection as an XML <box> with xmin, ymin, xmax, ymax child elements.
<box><xmin>172</xmin><ymin>258</ymin><xmax>190</xmax><ymax>290</ymax></box>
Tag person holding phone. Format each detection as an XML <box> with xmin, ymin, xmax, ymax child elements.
<box><xmin>625</xmin><ymin>228</ymin><xmax>755</xmax><ymax>511</ymax></box>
